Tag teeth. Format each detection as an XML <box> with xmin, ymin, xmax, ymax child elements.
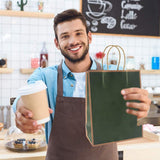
<box><xmin>70</xmin><ymin>47</ymin><xmax>80</xmax><ymax>51</ymax></box>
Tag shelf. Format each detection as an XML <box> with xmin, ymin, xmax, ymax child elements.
<box><xmin>140</xmin><ymin>70</ymin><xmax>160</xmax><ymax>74</ymax></box>
<box><xmin>151</xmin><ymin>96</ymin><xmax>160</xmax><ymax>101</ymax></box>
<box><xmin>20</xmin><ymin>69</ymin><xmax>160</xmax><ymax>74</ymax></box>
<box><xmin>0</xmin><ymin>68</ymin><xmax>13</xmax><ymax>74</ymax></box>
<box><xmin>20</xmin><ymin>68</ymin><xmax>36</xmax><ymax>74</ymax></box>
<box><xmin>0</xmin><ymin>10</ymin><xmax>54</xmax><ymax>18</ymax></box>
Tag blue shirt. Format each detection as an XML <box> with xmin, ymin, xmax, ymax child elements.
<box><xmin>13</xmin><ymin>59</ymin><xmax>120</xmax><ymax>143</ymax></box>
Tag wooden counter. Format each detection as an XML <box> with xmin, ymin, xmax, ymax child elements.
<box><xmin>1</xmin><ymin>129</ymin><xmax>160</xmax><ymax>160</ymax></box>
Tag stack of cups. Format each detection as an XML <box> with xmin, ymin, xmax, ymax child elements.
<box><xmin>18</xmin><ymin>81</ymin><xmax>50</xmax><ymax>125</ymax></box>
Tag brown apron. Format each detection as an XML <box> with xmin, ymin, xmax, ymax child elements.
<box><xmin>46</xmin><ymin>62</ymin><xmax>118</xmax><ymax>160</ymax></box>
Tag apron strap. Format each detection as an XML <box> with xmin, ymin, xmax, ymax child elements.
<box><xmin>57</xmin><ymin>60</ymin><xmax>102</xmax><ymax>96</ymax></box>
<box><xmin>57</xmin><ymin>61</ymin><xmax>63</xmax><ymax>97</ymax></box>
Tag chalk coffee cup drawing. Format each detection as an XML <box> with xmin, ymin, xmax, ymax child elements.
<box><xmin>18</xmin><ymin>81</ymin><xmax>50</xmax><ymax>124</ymax></box>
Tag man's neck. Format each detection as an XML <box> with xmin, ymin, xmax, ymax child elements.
<box><xmin>65</xmin><ymin>55</ymin><xmax>92</xmax><ymax>72</ymax></box>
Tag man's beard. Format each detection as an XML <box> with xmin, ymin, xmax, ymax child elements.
<box><xmin>59</xmin><ymin>41</ymin><xmax>89</xmax><ymax>63</ymax></box>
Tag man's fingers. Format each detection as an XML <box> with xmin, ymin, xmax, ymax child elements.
<box><xmin>15</xmin><ymin>111</ymin><xmax>42</xmax><ymax>131</ymax></box>
<box><xmin>18</xmin><ymin>106</ymin><xmax>33</xmax><ymax>118</ymax></box>
<box><xmin>49</xmin><ymin>108</ymin><xmax>53</xmax><ymax>114</ymax></box>
<box><xmin>121</xmin><ymin>87</ymin><xmax>151</xmax><ymax>118</ymax></box>
<box><xmin>17</xmin><ymin>98</ymin><xmax>33</xmax><ymax>118</ymax></box>
<box><xmin>16</xmin><ymin>111</ymin><xmax>35</xmax><ymax>129</ymax></box>
<box><xmin>126</xmin><ymin>102</ymin><xmax>149</xmax><ymax>111</ymax></box>
<box><xmin>123</xmin><ymin>93</ymin><xmax>150</xmax><ymax>104</ymax></box>
<box><xmin>16</xmin><ymin>121</ymin><xmax>42</xmax><ymax>133</ymax></box>
<box><xmin>121</xmin><ymin>88</ymin><xmax>148</xmax><ymax>96</ymax></box>
<box><xmin>126</xmin><ymin>108</ymin><xmax>148</xmax><ymax>119</ymax></box>
<box><xmin>15</xmin><ymin>98</ymin><xmax>42</xmax><ymax>134</ymax></box>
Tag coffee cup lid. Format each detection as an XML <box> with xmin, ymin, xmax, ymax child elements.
<box><xmin>18</xmin><ymin>80</ymin><xmax>47</xmax><ymax>96</ymax></box>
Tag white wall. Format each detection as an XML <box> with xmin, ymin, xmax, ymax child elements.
<box><xmin>0</xmin><ymin>0</ymin><xmax>160</xmax><ymax>106</ymax></box>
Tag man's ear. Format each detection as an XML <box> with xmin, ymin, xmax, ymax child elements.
<box><xmin>54</xmin><ymin>38</ymin><xmax>60</xmax><ymax>49</ymax></box>
<box><xmin>88</xmin><ymin>31</ymin><xmax>92</xmax><ymax>44</ymax></box>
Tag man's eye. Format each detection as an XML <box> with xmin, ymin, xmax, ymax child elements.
<box><xmin>61</xmin><ymin>35</ymin><xmax>69</xmax><ymax>39</ymax></box>
<box><xmin>77</xmin><ymin>32</ymin><xmax>83</xmax><ymax>36</ymax></box>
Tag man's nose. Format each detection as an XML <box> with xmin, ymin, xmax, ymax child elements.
<box><xmin>68</xmin><ymin>36</ymin><xmax>79</xmax><ymax>46</ymax></box>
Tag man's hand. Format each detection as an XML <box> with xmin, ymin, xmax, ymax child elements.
<box><xmin>121</xmin><ymin>88</ymin><xmax>151</xmax><ymax>119</ymax></box>
<box><xmin>15</xmin><ymin>98</ymin><xmax>53</xmax><ymax>133</ymax></box>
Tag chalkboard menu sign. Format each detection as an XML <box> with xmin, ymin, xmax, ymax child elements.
<box><xmin>81</xmin><ymin>0</ymin><xmax>160</xmax><ymax>36</ymax></box>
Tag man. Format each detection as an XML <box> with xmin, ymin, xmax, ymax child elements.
<box><xmin>13</xmin><ymin>9</ymin><xmax>151</xmax><ymax>160</ymax></box>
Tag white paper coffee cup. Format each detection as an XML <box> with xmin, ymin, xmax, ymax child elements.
<box><xmin>18</xmin><ymin>80</ymin><xmax>50</xmax><ymax>124</ymax></box>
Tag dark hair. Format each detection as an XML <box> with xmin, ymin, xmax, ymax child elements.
<box><xmin>54</xmin><ymin>9</ymin><xmax>89</xmax><ymax>40</ymax></box>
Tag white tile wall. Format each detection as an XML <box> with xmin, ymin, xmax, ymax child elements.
<box><xmin>0</xmin><ymin>0</ymin><xmax>160</xmax><ymax>106</ymax></box>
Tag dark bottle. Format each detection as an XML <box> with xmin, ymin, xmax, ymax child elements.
<box><xmin>40</xmin><ymin>42</ymin><xmax>48</xmax><ymax>68</ymax></box>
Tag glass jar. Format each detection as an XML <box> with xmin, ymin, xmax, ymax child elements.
<box><xmin>31</xmin><ymin>54</ymin><xmax>39</xmax><ymax>69</ymax></box>
<box><xmin>109</xmin><ymin>52</ymin><xmax>117</xmax><ymax>65</ymax></box>
<box><xmin>126</xmin><ymin>56</ymin><xmax>135</xmax><ymax>70</ymax></box>
<box><xmin>5</xmin><ymin>0</ymin><xmax>12</xmax><ymax>10</ymax></box>
<box><xmin>38</xmin><ymin>0</ymin><xmax>44</xmax><ymax>12</ymax></box>
<box><xmin>139</xmin><ymin>57</ymin><xmax>145</xmax><ymax>70</ymax></box>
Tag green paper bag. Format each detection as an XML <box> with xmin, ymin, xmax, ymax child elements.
<box><xmin>85</xmin><ymin>45</ymin><xmax>142</xmax><ymax>146</ymax></box>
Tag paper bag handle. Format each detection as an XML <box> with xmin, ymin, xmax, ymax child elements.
<box><xmin>102</xmin><ymin>45</ymin><xmax>126</xmax><ymax>70</ymax></box>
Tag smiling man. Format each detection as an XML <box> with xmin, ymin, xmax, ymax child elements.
<box><xmin>13</xmin><ymin>9</ymin><xmax>151</xmax><ymax>160</ymax></box>
<box><xmin>55</xmin><ymin>20</ymin><xmax>90</xmax><ymax>63</ymax></box>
